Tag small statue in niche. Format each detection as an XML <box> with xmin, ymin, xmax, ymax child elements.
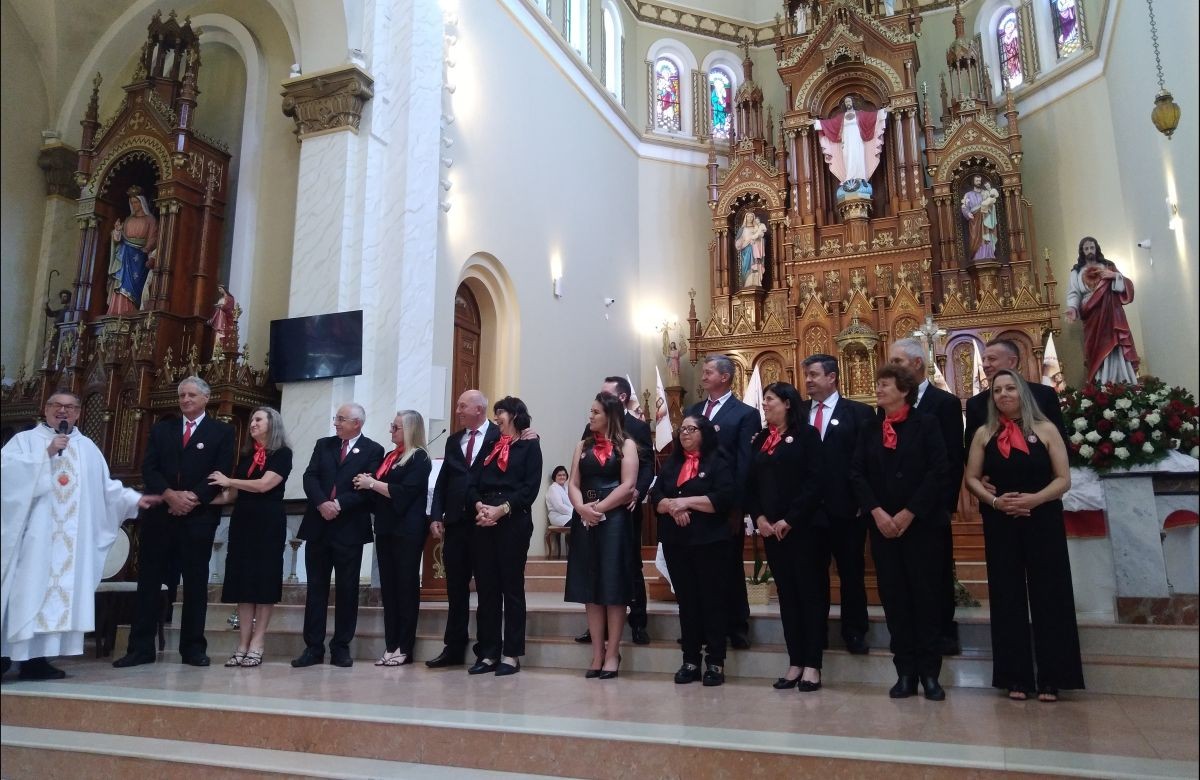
<box><xmin>735</xmin><ymin>211</ymin><xmax>768</xmax><ymax>288</ymax></box>
<box><xmin>812</xmin><ymin>96</ymin><xmax>889</xmax><ymax>203</ymax></box>
<box><xmin>960</xmin><ymin>174</ymin><xmax>1000</xmax><ymax>261</ymax></box>
<box><xmin>107</xmin><ymin>186</ymin><xmax>158</xmax><ymax>315</ymax></box>
<box><xmin>207</xmin><ymin>284</ymin><xmax>237</xmax><ymax>350</ymax></box>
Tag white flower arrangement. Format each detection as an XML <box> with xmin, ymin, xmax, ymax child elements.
<box><xmin>1084</xmin><ymin>431</ymin><xmax>1101</xmax><ymax>443</ymax></box>
<box><xmin>1078</xmin><ymin>444</ymin><xmax>1095</xmax><ymax>458</ymax></box>
<box><xmin>1115</xmin><ymin>447</ymin><xmax>1130</xmax><ymax>460</ymax></box>
<box><xmin>1103</xmin><ymin>409</ymin><xmax>1117</xmax><ymax>420</ymax></box>
<box><xmin>1110</xmin><ymin>430</ymin><xmax>1126</xmax><ymax>443</ymax></box>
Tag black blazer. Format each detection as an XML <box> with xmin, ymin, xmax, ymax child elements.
<box><xmin>430</xmin><ymin>424</ymin><xmax>501</xmax><ymax>527</ymax></box>
<box><xmin>467</xmin><ymin>437</ymin><xmax>544</xmax><ymax>514</ymax></box>
<box><xmin>651</xmin><ymin>450</ymin><xmax>734</xmax><ymax>546</ymax></box>
<box><xmin>797</xmin><ymin>396</ymin><xmax>874</xmax><ymax>520</ymax></box>
<box><xmin>745</xmin><ymin>423</ymin><xmax>824</xmax><ymax>529</ymax></box>
<box><xmin>914</xmin><ymin>384</ymin><xmax>966</xmax><ymax>513</ymax></box>
<box><xmin>141</xmin><ymin>414</ymin><xmax>235</xmax><ymax>527</ymax></box>
<box><xmin>965</xmin><ymin>381</ymin><xmax>1066</xmax><ymax>451</ymax></box>
<box><xmin>299</xmin><ymin>435</ymin><xmax>385</xmax><ymax>545</ymax></box>
<box><xmin>370</xmin><ymin>449</ymin><xmax>433</xmax><ymax>538</ymax></box>
<box><xmin>851</xmin><ymin>412</ymin><xmax>949</xmax><ymax>528</ymax></box>
<box><xmin>686</xmin><ymin>395</ymin><xmax>762</xmax><ymax>505</ymax></box>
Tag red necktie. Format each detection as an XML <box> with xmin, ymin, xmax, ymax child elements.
<box><xmin>331</xmin><ymin>439</ymin><xmax>349</xmax><ymax>499</ymax></box>
<box><xmin>182</xmin><ymin>420</ymin><xmax>195</xmax><ymax>447</ymax></box>
<box><xmin>704</xmin><ymin>398</ymin><xmax>718</xmax><ymax>419</ymax></box>
<box><xmin>813</xmin><ymin>402</ymin><xmax>825</xmax><ymax>439</ymax></box>
<box><xmin>464</xmin><ymin>429</ymin><xmax>478</xmax><ymax>464</ymax></box>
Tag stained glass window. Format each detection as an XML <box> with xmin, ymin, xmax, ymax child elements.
<box><xmin>996</xmin><ymin>9</ymin><xmax>1024</xmax><ymax>90</ymax></box>
<box><xmin>709</xmin><ymin>68</ymin><xmax>733</xmax><ymax>139</ymax></box>
<box><xmin>1051</xmin><ymin>0</ymin><xmax>1081</xmax><ymax>59</ymax></box>
<box><xmin>654</xmin><ymin>57</ymin><xmax>681</xmax><ymax>132</ymax></box>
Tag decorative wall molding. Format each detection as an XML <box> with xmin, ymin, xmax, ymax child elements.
<box><xmin>280</xmin><ymin>65</ymin><xmax>375</xmax><ymax>140</ymax></box>
<box><xmin>38</xmin><ymin>144</ymin><xmax>81</xmax><ymax>199</ymax></box>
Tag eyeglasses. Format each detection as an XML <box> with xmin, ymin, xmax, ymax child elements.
<box><xmin>46</xmin><ymin>403</ymin><xmax>80</xmax><ymax>411</ymax></box>
<box><xmin>678</xmin><ymin>425</ymin><xmax>700</xmax><ymax>434</ymax></box>
<box><xmin>389</xmin><ymin>424</ymin><xmax>402</xmax><ymax>432</ymax></box>
<box><xmin>332</xmin><ymin>416</ymin><xmax>360</xmax><ymax>424</ymax></box>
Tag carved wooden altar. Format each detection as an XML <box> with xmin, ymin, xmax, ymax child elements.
<box><xmin>0</xmin><ymin>11</ymin><xmax>277</xmax><ymax>481</ymax></box>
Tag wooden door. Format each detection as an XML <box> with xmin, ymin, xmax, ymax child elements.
<box><xmin>451</xmin><ymin>283</ymin><xmax>481</xmax><ymax>404</ymax></box>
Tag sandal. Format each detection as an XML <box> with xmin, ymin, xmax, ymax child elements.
<box><xmin>376</xmin><ymin>650</ymin><xmax>405</xmax><ymax>667</ymax></box>
<box><xmin>224</xmin><ymin>652</ymin><xmax>246</xmax><ymax>668</ymax></box>
<box><xmin>1007</xmin><ymin>688</ymin><xmax>1029</xmax><ymax>701</ymax></box>
<box><xmin>1037</xmin><ymin>686</ymin><xmax>1058</xmax><ymax>702</ymax></box>
<box><xmin>240</xmin><ymin>651</ymin><xmax>263</xmax><ymax>667</ymax></box>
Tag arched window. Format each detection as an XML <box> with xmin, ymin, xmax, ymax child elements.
<box><xmin>708</xmin><ymin>67</ymin><xmax>734</xmax><ymax>139</ymax></box>
<box><xmin>602</xmin><ymin>3</ymin><xmax>622</xmax><ymax>101</ymax></box>
<box><xmin>654</xmin><ymin>57</ymin><xmax>682</xmax><ymax>132</ymax></box>
<box><xmin>1050</xmin><ymin>0</ymin><xmax>1081</xmax><ymax>59</ymax></box>
<box><xmin>996</xmin><ymin>9</ymin><xmax>1024</xmax><ymax>89</ymax></box>
<box><xmin>568</xmin><ymin>0</ymin><xmax>588</xmax><ymax>59</ymax></box>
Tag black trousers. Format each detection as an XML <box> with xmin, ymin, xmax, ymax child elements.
<box><xmin>664</xmin><ymin>540</ymin><xmax>727</xmax><ymax>665</ymax></box>
<box><xmin>724</xmin><ymin>518</ymin><xmax>751</xmax><ymax>638</ymax></box>
<box><xmin>301</xmin><ymin>537</ymin><xmax>364</xmax><ymax>656</ymax></box>
<box><xmin>441</xmin><ymin>522</ymin><xmax>474</xmax><ymax>653</ymax></box>
<box><xmin>765</xmin><ymin>527</ymin><xmax>830</xmax><ymax>669</ymax></box>
<box><xmin>938</xmin><ymin>522</ymin><xmax>959</xmax><ymax>640</ymax></box>
<box><xmin>982</xmin><ymin>509</ymin><xmax>1085</xmax><ymax>691</ymax></box>
<box><xmin>870</xmin><ymin>519</ymin><xmax>944</xmax><ymax>678</ymax></box>
<box><xmin>472</xmin><ymin>511</ymin><xmax>533</xmax><ymax>659</ymax></box>
<box><xmin>128</xmin><ymin>517</ymin><xmax>216</xmax><ymax>658</ymax></box>
<box><xmin>626</xmin><ymin>509</ymin><xmax>648</xmax><ymax>630</ymax></box>
<box><xmin>376</xmin><ymin>532</ymin><xmax>426</xmax><ymax>655</ymax></box>
<box><xmin>826</xmin><ymin>513</ymin><xmax>869</xmax><ymax>641</ymax></box>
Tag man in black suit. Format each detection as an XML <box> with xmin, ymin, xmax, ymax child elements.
<box><xmin>426</xmin><ymin>389</ymin><xmax>499</xmax><ymax>667</ymax></box>
<box><xmin>574</xmin><ymin>376</ymin><xmax>655</xmax><ymax>646</ymax></box>
<box><xmin>291</xmin><ymin>403</ymin><xmax>384</xmax><ymax>668</ymax></box>
<box><xmin>889</xmin><ymin>338</ymin><xmax>966</xmax><ymax>656</ymax></box>
<box><xmin>686</xmin><ymin>355</ymin><xmax>762</xmax><ymax>649</ymax></box>
<box><xmin>114</xmin><ymin>376</ymin><xmax>235</xmax><ymax>668</ymax></box>
<box><xmin>798</xmin><ymin>354</ymin><xmax>875</xmax><ymax>655</ymax></box>
<box><xmin>964</xmin><ymin>340</ymin><xmax>1067</xmax><ymax>449</ymax></box>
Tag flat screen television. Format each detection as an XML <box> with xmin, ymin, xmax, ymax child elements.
<box><xmin>269</xmin><ymin>310</ymin><xmax>363</xmax><ymax>383</ymax></box>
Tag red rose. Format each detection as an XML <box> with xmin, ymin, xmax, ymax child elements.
<box><xmin>1096</xmin><ymin>393</ymin><xmax>1110</xmax><ymax>406</ymax></box>
<box><xmin>1098</xmin><ymin>442</ymin><xmax>1114</xmax><ymax>456</ymax></box>
<box><xmin>1131</xmin><ymin>431</ymin><xmax>1146</xmax><ymax>445</ymax></box>
<box><xmin>1169</xmin><ymin>416</ymin><xmax>1182</xmax><ymax>431</ymax></box>
<box><xmin>1083</xmin><ymin>386</ymin><xmax>1096</xmax><ymax>398</ymax></box>
<box><xmin>1097</xmin><ymin>419</ymin><xmax>1113</xmax><ymax>434</ymax></box>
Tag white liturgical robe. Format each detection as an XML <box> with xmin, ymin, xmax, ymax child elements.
<box><xmin>1</xmin><ymin>425</ymin><xmax>142</xmax><ymax>660</ymax></box>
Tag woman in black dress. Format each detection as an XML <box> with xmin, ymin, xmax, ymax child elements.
<box><xmin>965</xmin><ymin>369</ymin><xmax>1082</xmax><ymax>702</ymax></box>
<box><xmin>851</xmin><ymin>365</ymin><xmax>949</xmax><ymax>700</ymax></box>
<box><xmin>353</xmin><ymin>410</ymin><xmax>432</xmax><ymax>667</ymax></box>
<box><xmin>745</xmin><ymin>382</ymin><xmax>824</xmax><ymax>692</ymax></box>
<box><xmin>651</xmin><ymin>414</ymin><xmax>734</xmax><ymax>687</ymax></box>
<box><xmin>564</xmin><ymin>392</ymin><xmax>638</xmax><ymax>679</ymax></box>
<box><xmin>467</xmin><ymin>396</ymin><xmax>543</xmax><ymax>677</ymax></box>
<box><xmin>210</xmin><ymin>406</ymin><xmax>293</xmax><ymax>668</ymax></box>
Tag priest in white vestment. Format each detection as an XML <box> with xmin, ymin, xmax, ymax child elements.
<box><xmin>1</xmin><ymin>391</ymin><xmax>158</xmax><ymax>679</ymax></box>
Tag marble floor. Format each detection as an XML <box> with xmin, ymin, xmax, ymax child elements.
<box><xmin>3</xmin><ymin>651</ymin><xmax>1197</xmax><ymax>778</ymax></box>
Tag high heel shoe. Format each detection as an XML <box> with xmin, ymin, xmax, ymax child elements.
<box><xmin>585</xmin><ymin>668</ymin><xmax>602</xmax><ymax>679</ymax></box>
<box><xmin>772</xmin><ymin>676</ymin><xmax>799</xmax><ymax>690</ymax></box>
<box><xmin>797</xmin><ymin>673</ymin><xmax>822</xmax><ymax>693</ymax></box>
<box><xmin>598</xmin><ymin>654</ymin><xmax>621</xmax><ymax>680</ymax></box>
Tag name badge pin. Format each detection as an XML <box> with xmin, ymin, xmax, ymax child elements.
<box><xmin>785</xmin><ymin>436</ymin><xmax>794</xmax><ymax>443</ymax></box>
<box><xmin>830</xmin><ymin>419</ymin><xmax>840</xmax><ymax>426</ymax></box>
<box><xmin>196</xmin><ymin>442</ymin><xmax>205</xmax><ymax>449</ymax></box>
<box><xmin>352</xmin><ymin>447</ymin><xmax>360</xmax><ymax>454</ymax></box>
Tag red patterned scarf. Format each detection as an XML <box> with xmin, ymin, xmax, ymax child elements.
<box><xmin>247</xmin><ymin>442</ymin><xmax>267</xmax><ymax>476</ymax></box>
<box><xmin>484</xmin><ymin>435</ymin><xmax>512</xmax><ymax>472</ymax></box>
<box><xmin>376</xmin><ymin>445</ymin><xmax>405</xmax><ymax>478</ymax></box>
<box><xmin>677</xmin><ymin>450</ymin><xmax>701</xmax><ymax>486</ymax></box>
<box><xmin>592</xmin><ymin>432</ymin><xmax>613</xmax><ymax>466</ymax></box>
<box><xmin>996</xmin><ymin>416</ymin><xmax>1031</xmax><ymax>459</ymax></box>
<box><xmin>760</xmin><ymin>425</ymin><xmax>782</xmax><ymax>455</ymax></box>
<box><xmin>882</xmin><ymin>404</ymin><xmax>910</xmax><ymax>450</ymax></box>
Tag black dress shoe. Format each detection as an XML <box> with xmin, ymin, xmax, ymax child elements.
<box><xmin>18</xmin><ymin>658</ymin><xmax>67</xmax><ymax>680</ymax></box>
<box><xmin>330</xmin><ymin>654</ymin><xmax>353</xmax><ymax>668</ymax></box>
<box><xmin>181</xmin><ymin>654</ymin><xmax>211</xmax><ymax>667</ymax></box>
<box><xmin>797</xmin><ymin>678</ymin><xmax>822</xmax><ymax>693</ymax></box>
<box><xmin>468</xmin><ymin>659</ymin><xmax>497</xmax><ymax>675</ymax></box>
<box><xmin>585</xmin><ymin>668</ymin><xmax>602</xmax><ymax>679</ymax></box>
<box><xmin>844</xmin><ymin>635</ymin><xmax>870</xmax><ymax>655</ymax></box>
<box><xmin>728</xmin><ymin>633</ymin><xmax>751</xmax><ymax>650</ymax></box>
<box><xmin>631</xmin><ymin>627</ymin><xmax>651</xmax><ymax>645</ymax></box>
<box><xmin>939</xmin><ymin>636</ymin><xmax>962</xmax><ymax>656</ymax></box>
<box><xmin>290</xmin><ymin>650</ymin><xmax>324</xmax><ymax>668</ymax></box>
<box><xmin>495</xmin><ymin>660</ymin><xmax>521</xmax><ymax>677</ymax></box>
<box><xmin>574</xmin><ymin>630</ymin><xmax>591</xmax><ymax>643</ymax></box>
<box><xmin>113</xmin><ymin>652</ymin><xmax>156</xmax><ymax>668</ymax></box>
<box><xmin>702</xmin><ymin>663</ymin><xmax>725</xmax><ymax>687</ymax></box>
<box><xmin>921</xmin><ymin>676</ymin><xmax>946</xmax><ymax>701</ymax></box>
<box><xmin>889</xmin><ymin>675</ymin><xmax>918</xmax><ymax>698</ymax></box>
<box><xmin>425</xmin><ymin>648</ymin><xmax>466</xmax><ymax>668</ymax></box>
<box><xmin>674</xmin><ymin>663</ymin><xmax>701</xmax><ymax>684</ymax></box>
<box><xmin>772</xmin><ymin>676</ymin><xmax>799</xmax><ymax>690</ymax></box>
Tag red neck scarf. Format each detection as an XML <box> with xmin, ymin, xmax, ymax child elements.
<box><xmin>247</xmin><ymin>442</ymin><xmax>267</xmax><ymax>476</ymax></box>
<box><xmin>592</xmin><ymin>432</ymin><xmax>613</xmax><ymax>466</ymax></box>
<box><xmin>484</xmin><ymin>435</ymin><xmax>512</xmax><ymax>472</ymax></box>
<box><xmin>376</xmin><ymin>445</ymin><xmax>405</xmax><ymax>478</ymax></box>
<box><xmin>882</xmin><ymin>404</ymin><xmax>910</xmax><ymax>450</ymax></box>
<box><xmin>760</xmin><ymin>424</ymin><xmax>782</xmax><ymax>455</ymax></box>
<box><xmin>996</xmin><ymin>416</ymin><xmax>1031</xmax><ymax>459</ymax></box>
<box><xmin>677</xmin><ymin>450</ymin><xmax>701</xmax><ymax>486</ymax></box>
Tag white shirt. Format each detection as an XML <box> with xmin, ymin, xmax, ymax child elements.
<box><xmin>182</xmin><ymin>412</ymin><xmax>205</xmax><ymax>438</ymax></box>
<box><xmin>916</xmin><ymin>379</ymin><xmax>930</xmax><ymax>408</ymax></box>
<box><xmin>338</xmin><ymin>433</ymin><xmax>362</xmax><ymax>455</ymax></box>
<box><xmin>701</xmin><ymin>390</ymin><xmax>733</xmax><ymax>419</ymax></box>
<box><xmin>461</xmin><ymin>419</ymin><xmax>491</xmax><ymax>465</ymax></box>
<box><xmin>808</xmin><ymin>391</ymin><xmax>840</xmax><ymax>439</ymax></box>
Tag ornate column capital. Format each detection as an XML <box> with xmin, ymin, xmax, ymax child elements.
<box><xmin>38</xmin><ymin>143</ymin><xmax>81</xmax><ymax>199</ymax></box>
<box><xmin>280</xmin><ymin>65</ymin><xmax>375</xmax><ymax>140</ymax></box>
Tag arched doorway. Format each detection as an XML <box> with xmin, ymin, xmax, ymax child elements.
<box><xmin>452</xmin><ymin>283</ymin><xmax>482</xmax><ymax>404</ymax></box>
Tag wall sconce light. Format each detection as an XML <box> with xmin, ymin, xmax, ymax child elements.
<box><xmin>1167</xmin><ymin>199</ymin><xmax>1181</xmax><ymax>231</ymax></box>
<box><xmin>553</xmin><ymin>276</ymin><xmax>564</xmax><ymax>298</ymax></box>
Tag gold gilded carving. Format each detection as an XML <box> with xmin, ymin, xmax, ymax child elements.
<box><xmin>850</xmin><ymin>268</ymin><xmax>868</xmax><ymax>294</ymax></box>
<box><xmin>804</xmin><ymin>325</ymin><xmax>830</xmax><ymax>356</ymax></box>
<box><xmin>281</xmin><ymin>65</ymin><xmax>375</xmax><ymax>140</ymax></box>
<box><xmin>871</xmin><ymin>231</ymin><xmax>894</xmax><ymax>249</ymax></box>
<box><xmin>716</xmin><ymin>180</ymin><xmax>784</xmax><ymax>214</ymax></box>
<box><xmin>936</xmin><ymin>145</ymin><xmax>1014</xmax><ymax>183</ymax></box>
<box><xmin>86</xmin><ymin>136</ymin><xmax>174</xmax><ymax>194</ymax></box>
<box><xmin>953</xmin><ymin>342</ymin><xmax>973</xmax><ymax>398</ymax></box>
<box><xmin>824</xmin><ymin>270</ymin><xmax>841</xmax><ymax>302</ymax></box>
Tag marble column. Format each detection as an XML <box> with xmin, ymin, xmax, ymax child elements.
<box><xmin>1101</xmin><ymin>473</ymin><xmax>1171</xmax><ymax>598</ymax></box>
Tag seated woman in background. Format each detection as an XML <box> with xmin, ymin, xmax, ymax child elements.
<box><xmin>651</xmin><ymin>414</ymin><xmax>734</xmax><ymax>687</ymax></box>
<box><xmin>564</xmin><ymin>394</ymin><xmax>638</xmax><ymax>680</ymax></box>
<box><xmin>210</xmin><ymin>407</ymin><xmax>293</xmax><ymax>668</ymax></box>
<box><xmin>851</xmin><ymin>365</ymin><xmax>949</xmax><ymax>701</ymax></box>
<box><xmin>354</xmin><ymin>410</ymin><xmax>432</xmax><ymax>667</ymax></box>
<box><xmin>965</xmin><ymin>368</ymin><xmax>1083</xmax><ymax>702</ymax></box>
<box><xmin>546</xmin><ymin>466</ymin><xmax>573</xmax><ymax>528</ymax></box>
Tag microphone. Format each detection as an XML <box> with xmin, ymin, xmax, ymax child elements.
<box><xmin>56</xmin><ymin>419</ymin><xmax>70</xmax><ymax>456</ymax></box>
<box><xmin>428</xmin><ymin>428</ymin><xmax>448</xmax><ymax>447</ymax></box>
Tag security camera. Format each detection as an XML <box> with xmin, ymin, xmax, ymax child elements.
<box><xmin>1136</xmin><ymin>239</ymin><xmax>1152</xmax><ymax>250</ymax></box>
<box><xmin>603</xmin><ymin>297</ymin><xmax>616</xmax><ymax>306</ymax></box>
